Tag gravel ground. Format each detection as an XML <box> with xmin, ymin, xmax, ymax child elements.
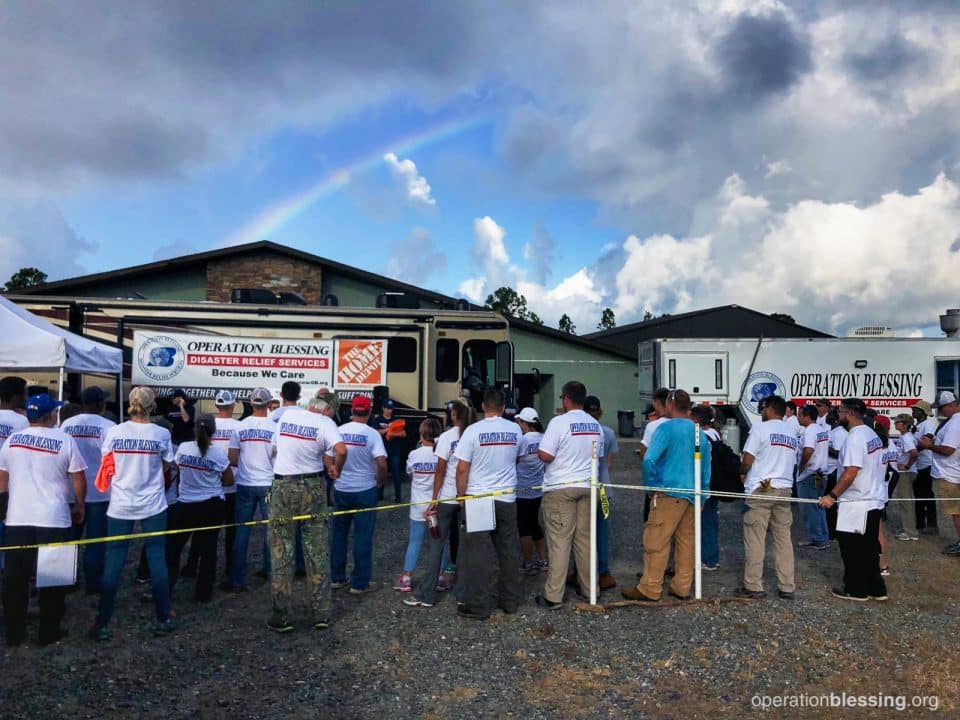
<box><xmin>2</xmin><ymin>441</ymin><xmax>958</xmax><ymax>719</ymax></box>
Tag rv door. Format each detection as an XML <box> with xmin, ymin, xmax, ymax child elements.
<box><xmin>496</xmin><ymin>341</ymin><xmax>514</xmax><ymax>390</ymax></box>
<box><xmin>663</xmin><ymin>351</ymin><xmax>729</xmax><ymax>402</ymax></box>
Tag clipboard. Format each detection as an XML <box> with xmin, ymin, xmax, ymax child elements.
<box><xmin>464</xmin><ymin>496</ymin><xmax>496</xmax><ymax>533</ymax></box>
<box><xmin>36</xmin><ymin>545</ymin><xmax>79</xmax><ymax>588</ymax></box>
<box><xmin>836</xmin><ymin>501</ymin><xmax>869</xmax><ymax>535</ymax></box>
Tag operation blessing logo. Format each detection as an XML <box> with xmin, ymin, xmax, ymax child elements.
<box><xmin>178</xmin><ymin>453</ymin><xmax>221</xmax><ymax>472</ymax></box>
<box><xmin>239</xmin><ymin>428</ymin><xmax>275</xmax><ymax>442</ymax></box>
<box><xmin>478</xmin><ymin>431</ymin><xmax>519</xmax><ymax>446</ymax></box>
<box><xmin>816</xmin><ymin>431</ymin><xmax>830</xmax><ymax>443</ymax></box>
<box><xmin>112</xmin><ymin>438</ymin><xmax>163</xmax><ymax>453</ymax></box>
<box><xmin>570</xmin><ymin>422</ymin><xmax>600</xmax><ymax>435</ymax></box>
<box><xmin>8</xmin><ymin>432</ymin><xmax>64</xmax><ymax>453</ymax></box>
<box><xmin>743</xmin><ymin>371</ymin><xmax>786</xmax><ymax>415</ymax></box>
<box><xmin>63</xmin><ymin>425</ymin><xmax>104</xmax><ymax>439</ymax></box>
<box><xmin>137</xmin><ymin>335</ymin><xmax>186</xmax><ymax>382</ymax></box>
<box><xmin>342</xmin><ymin>432</ymin><xmax>369</xmax><ymax>446</ymax></box>
<box><xmin>410</xmin><ymin>461</ymin><xmax>437</xmax><ymax>474</ymax></box>
<box><xmin>770</xmin><ymin>433</ymin><xmax>798</xmax><ymax>451</ymax></box>
<box><xmin>279</xmin><ymin>422</ymin><xmax>318</xmax><ymax>440</ymax></box>
<box><xmin>525</xmin><ymin>441</ymin><xmax>540</xmax><ymax>455</ymax></box>
<box><xmin>866</xmin><ymin>437</ymin><xmax>883</xmax><ymax>454</ymax></box>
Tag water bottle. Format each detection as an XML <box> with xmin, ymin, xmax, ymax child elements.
<box><xmin>427</xmin><ymin>512</ymin><xmax>440</xmax><ymax>539</ymax></box>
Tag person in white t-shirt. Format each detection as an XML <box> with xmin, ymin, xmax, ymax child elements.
<box><xmin>515</xmin><ymin>407</ymin><xmax>547</xmax><ymax>573</ymax></box>
<box><xmin>796</xmin><ymin>406</ymin><xmax>831</xmax><ymax>549</ymax></box>
<box><xmin>61</xmin><ymin>386</ymin><xmax>116</xmax><ymax>594</ymax></box>
<box><xmin>92</xmin><ymin>386</ymin><xmax>176</xmax><ymax>641</ymax></box>
<box><xmin>0</xmin><ymin>393</ymin><xmax>86</xmax><ymax>646</ymax></box>
<box><xmin>454</xmin><ymin>387</ymin><xmax>522</xmax><ymax>619</ymax></box>
<box><xmin>328</xmin><ymin>395</ymin><xmax>386</xmax><ymax>595</ymax></box>
<box><xmin>0</xmin><ymin>376</ymin><xmax>29</xmax><ymax>562</ymax></box>
<box><xmin>813</xmin><ymin>399</ymin><xmax>831</xmax><ymax>428</ymax></box>
<box><xmin>819</xmin><ymin>398</ymin><xmax>888</xmax><ymax>601</ymax></box>
<box><xmin>783</xmin><ymin>401</ymin><xmax>802</xmax><ymax>442</ymax></box>
<box><xmin>735</xmin><ymin>394</ymin><xmax>797</xmax><ymax>600</ymax></box>
<box><xmin>226</xmin><ymin>387</ymin><xmax>277</xmax><ymax>591</ymax></box>
<box><xmin>166</xmin><ymin>415</ymin><xmax>233</xmax><ymax>603</ymax></box>
<box><xmin>917</xmin><ymin>391</ymin><xmax>960</xmax><ymax>554</ymax></box>
<box><xmin>910</xmin><ymin>400</ymin><xmax>939</xmax><ymax>534</ymax></box>
<box><xmin>267</xmin><ymin>392</ymin><xmax>346</xmax><ymax>633</ymax></box>
<box><xmin>394</xmin><ymin>418</ymin><xmax>444</xmax><ymax>592</ymax></box>
<box><xmin>824</xmin><ymin>410</ymin><xmax>847</xmax><ymax>540</ymax></box>
<box><xmin>535</xmin><ymin>381</ymin><xmax>604</xmax><ymax>610</ymax></box>
<box><xmin>403</xmin><ymin>399</ymin><xmax>475</xmax><ymax>610</ymax></box>
<box><xmin>268</xmin><ymin>380</ymin><xmax>301</xmax><ymax>423</ymax></box>
<box><xmin>888</xmin><ymin>413</ymin><xmax>919</xmax><ymax>541</ymax></box>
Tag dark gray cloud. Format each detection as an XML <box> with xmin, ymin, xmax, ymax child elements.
<box><xmin>714</xmin><ymin>11</ymin><xmax>812</xmax><ymax>103</ymax></box>
<box><xmin>0</xmin><ymin>200</ymin><xmax>97</xmax><ymax>280</ymax></box>
<box><xmin>846</xmin><ymin>34</ymin><xmax>927</xmax><ymax>85</ymax></box>
<box><xmin>524</xmin><ymin>222</ymin><xmax>558</xmax><ymax>285</ymax></box>
<box><xmin>386</xmin><ymin>227</ymin><xmax>447</xmax><ymax>285</ymax></box>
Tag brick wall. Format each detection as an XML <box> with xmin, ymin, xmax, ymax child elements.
<box><xmin>206</xmin><ymin>251</ymin><xmax>322</xmax><ymax>303</ymax></box>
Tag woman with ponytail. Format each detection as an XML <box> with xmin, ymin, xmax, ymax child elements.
<box><xmin>166</xmin><ymin>415</ymin><xmax>233</xmax><ymax>603</ymax></box>
<box><xmin>91</xmin><ymin>387</ymin><xmax>176</xmax><ymax>641</ymax></box>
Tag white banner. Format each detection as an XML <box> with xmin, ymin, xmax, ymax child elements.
<box><xmin>133</xmin><ymin>331</ymin><xmax>334</xmax><ymax>396</ymax></box>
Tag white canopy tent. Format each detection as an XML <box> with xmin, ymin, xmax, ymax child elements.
<box><xmin>0</xmin><ymin>295</ymin><xmax>122</xmax><ymax>398</ymax></box>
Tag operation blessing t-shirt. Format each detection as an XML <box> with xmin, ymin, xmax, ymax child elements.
<box><xmin>327</xmin><ymin>421</ymin><xmax>386</xmax><ymax>492</ymax></box>
<box><xmin>839</xmin><ymin>424</ymin><xmax>887</xmax><ymax>509</ymax></box>
<box><xmin>454</xmin><ymin>416</ymin><xmax>521</xmax><ymax>501</ymax></box>
<box><xmin>913</xmin><ymin>417</ymin><xmax>936</xmax><ymax>470</ymax></box>
<box><xmin>0</xmin><ymin>427</ymin><xmax>86</xmax><ymax>528</ymax></box>
<box><xmin>826</xmin><ymin>426</ymin><xmax>847</xmax><ymax>475</ymax></box>
<box><xmin>742</xmin><ymin>418</ymin><xmax>797</xmax><ymax>493</ymax></box>
<box><xmin>433</xmin><ymin>426</ymin><xmax>461</xmax><ymax>504</ymax></box>
<box><xmin>236</xmin><ymin>415</ymin><xmax>278</xmax><ymax>486</ymax></box>
<box><xmin>102</xmin><ymin>421</ymin><xmax>175</xmax><ymax>520</ymax></box>
<box><xmin>516</xmin><ymin>431</ymin><xmax>544</xmax><ymax>499</ymax></box>
<box><xmin>61</xmin><ymin>413</ymin><xmax>116</xmax><ymax>503</ymax></box>
<box><xmin>0</xmin><ymin>409</ymin><xmax>29</xmax><ymax>448</ymax></box>
<box><xmin>274</xmin><ymin>409</ymin><xmax>344</xmax><ymax>476</ymax></box>
<box><xmin>894</xmin><ymin>431</ymin><xmax>917</xmax><ymax>470</ymax></box>
<box><xmin>798</xmin><ymin>422</ymin><xmax>830</xmax><ymax>479</ymax></box>
<box><xmin>406</xmin><ymin>444</ymin><xmax>437</xmax><ymax>520</ymax></box>
<box><xmin>211</xmin><ymin>417</ymin><xmax>241</xmax><ymax>495</ymax></box>
<box><xmin>175</xmin><ymin>441</ymin><xmax>230</xmax><ymax>502</ymax></box>
<box><xmin>539</xmin><ymin>409</ymin><xmax>604</xmax><ymax>491</ymax></box>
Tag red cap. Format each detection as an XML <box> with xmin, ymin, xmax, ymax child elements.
<box><xmin>352</xmin><ymin>395</ymin><xmax>372</xmax><ymax>412</ymax></box>
<box><xmin>874</xmin><ymin>415</ymin><xmax>891</xmax><ymax>429</ymax></box>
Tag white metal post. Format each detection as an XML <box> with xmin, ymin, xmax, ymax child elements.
<box><xmin>57</xmin><ymin>367</ymin><xmax>65</xmax><ymax>401</ymax></box>
<box><xmin>693</xmin><ymin>423</ymin><xmax>702</xmax><ymax>601</ymax></box>
<box><xmin>589</xmin><ymin>439</ymin><xmax>598</xmax><ymax>606</ymax></box>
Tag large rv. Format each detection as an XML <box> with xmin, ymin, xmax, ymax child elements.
<box><xmin>8</xmin><ymin>295</ymin><xmax>515</xmax><ymax>418</ymax></box>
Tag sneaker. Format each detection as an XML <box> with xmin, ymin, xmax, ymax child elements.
<box><xmin>402</xmin><ymin>596</ymin><xmax>434</xmax><ymax>608</ymax></box>
<box><xmin>267</xmin><ymin>615</ymin><xmax>294</xmax><ymax>633</ymax></box>
<box><xmin>330</xmin><ymin>580</ymin><xmax>348</xmax><ymax>589</ymax></box>
<box><xmin>443</xmin><ymin>563</ymin><xmax>457</xmax><ymax>574</ymax></box>
<box><xmin>895</xmin><ymin>532</ymin><xmax>919</xmax><ymax>541</ymax></box>
<box><xmin>313</xmin><ymin>619</ymin><xmax>330</xmax><ymax>630</ymax></box>
<box><xmin>598</xmin><ymin>572</ymin><xmax>617</xmax><ymax>590</ymax></box>
<box><xmin>812</xmin><ymin>543</ymin><xmax>832</xmax><ymax>551</ymax></box>
<box><xmin>880</xmin><ymin>567</ymin><xmax>891</xmax><ymax>577</ymax></box>
<box><xmin>534</xmin><ymin>594</ymin><xmax>564</xmax><ymax>610</ymax></box>
<box><xmin>88</xmin><ymin>626</ymin><xmax>110</xmax><ymax>642</ymax></box>
<box><xmin>456</xmin><ymin>605</ymin><xmax>490</xmax><ymax>621</ymax></box>
<box><xmin>667</xmin><ymin>590</ymin><xmax>690</xmax><ymax>601</ymax></box>
<box><xmin>831</xmin><ymin>587</ymin><xmax>868</xmax><ymax>602</ymax></box>
<box><xmin>349</xmin><ymin>585</ymin><xmax>375</xmax><ymax>595</ymax></box>
<box><xmin>733</xmin><ymin>587</ymin><xmax>767</xmax><ymax>599</ymax></box>
<box><xmin>152</xmin><ymin>618</ymin><xmax>177</xmax><ymax>636</ymax></box>
<box><xmin>797</xmin><ymin>540</ymin><xmax>817</xmax><ymax>548</ymax></box>
<box><xmin>436</xmin><ymin>574</ymin><xmax>450</xmax><ymax>592</ymax></box>
<box><xmin>778</xmin><ymin>590</ymin><xmax>794</xmax><ymax>600</ymax></box>
<box><xmin>869</xmin><ymin>594</ymin><xmax>889</xmax><ymax>602</ymax></box>
<box><xmin>702</xmin><ymin>564</ymin><xmax>719</xmax><ymax>572</ymax></box>
<box><xmin>134</xmin><ymin>576</ymin><xmax>149</xmax><ymax>585</ymax></box>
<box><xmin>943</xmin><ymin>542</ymin><xmax>960</xmax><ymax>557</ymax></box>
<box><xmin>535</xmin><ymin>558</ymin><xmax>548</xmax><ymax>568</ymax></box>
<box><xmin>393</xmin><ymin>574</ymin><xmax>412</xmax><ymax>592</ymax></box>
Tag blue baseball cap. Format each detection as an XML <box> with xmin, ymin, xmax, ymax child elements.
<box><xmin>26</xmin><ymin>393</ymin><xmax>64</xmax><ymax>420</ymax></box>
<box><xmin>383</xmin><ymin>399</ymin><xmax>395</xmax><ymax>409</ymax></box>
<box><xmin>81</xmin><ymin>386</ymin><xmax>108</xmax><ymax>405</ymax></box>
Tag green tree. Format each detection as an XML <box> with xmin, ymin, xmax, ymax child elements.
<box><xmin>4</xmin><ymin>267</ymin><xmax>47</xmax><ymax>291</ymax></box>
<box><xmin>558</xmin><ymin>313</ymin><xmax>576</xmax><ymax>334</ymax></box>
<box><xmin>597</xmin><ymin>307</ymin><xmax>616</xmax><ymax>330</ymax></box>
<box><xmin>770</xmin><ymin>312</ymin><xmax>796</xmax><ymax>324</ymax></box>
<box><xmin>484</xmin><ymin>286</ymin><xmax>543</xmax><ymax>324</ymax></box>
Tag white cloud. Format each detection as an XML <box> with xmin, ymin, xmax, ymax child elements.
<box><xmin>764</xmin><ymin>159</ymin><xmax>792</xmax><ymax>178</ymax></box>
<box><xmin>386</xmin><ymin>227</ymin><xmax>446</xmax><ymax>284</ymax></box>
<box><xmin>383</xmin><ymin>152</ymin><xmax>436</xmax><ymax>208</ymax></box>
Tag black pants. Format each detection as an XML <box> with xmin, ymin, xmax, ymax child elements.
<box><xmin>184</xmin><ymin>493</ymin><xmax>235</xmax><ymax>576</ymax></box>
<box><xmin>459</xmin><ymin>501</ymin><xmax>522</xmax><ymax>617</ymax></box>
<box><xmin>913</xmin><ymin>467</ymin><xmax>938</xmax><ymax>530</ymax></box>
<box><xmin>823</xmin><ymin>471</ymin><xmax>839</xmax><ymax>539</ymax></box>
<box><xmin>166</xmin><ymin>498</ymin><xmax>224</xmax><ymax>602</ymax></box>
<box><xmin>2</xmin><ymin>525</ymin><xmax>70</xmax><ymax>645</ymax></box>
<box><xmin>837</xmin><ymin>509</ymin><xmax>886</xmax><ymax>599</ymax></box>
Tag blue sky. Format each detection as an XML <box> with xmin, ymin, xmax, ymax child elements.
<box><xmin>2</xmin><ymin>1</ymin><xmax>960</xmax><ymax>336</ymax></box>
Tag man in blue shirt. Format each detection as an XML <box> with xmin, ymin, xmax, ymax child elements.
<box><xmin>623</xmin><ymin>389</ymin><xmax>711</xmax><ymax>602</ymax></box>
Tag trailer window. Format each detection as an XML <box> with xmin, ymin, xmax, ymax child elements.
<box><xmin>668</xmin><ymin>358</ymin><xmax>676</xmax><ymax>389</ymax></box>
<box><xmin>715</xmin><ymin>359</ymin><xmax>723</xmax><ymax>390</ymax></box>
<box><xmin>387</xmin><ymin>337</ymin><xmax>417</xmax><ymax>373</ymax></box>
<box><xmin>436</xmin><ymin>338</ymin><xmax>459</xmax><ymax>382</ymax></box>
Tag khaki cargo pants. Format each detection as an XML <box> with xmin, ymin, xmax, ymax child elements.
<box><xmin>742</xmin><ymin>487</ymin><xmax>795</xmax><ymax>594</ymax></box>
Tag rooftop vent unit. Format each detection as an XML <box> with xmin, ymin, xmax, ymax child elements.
<box><xmin>940</xmin><ymin>308</ymin><xmax>960</xmax><ymax>337</ymax></box>
<box><xmin>846</xmin><ymin>325</ymin><xmax>894</xmax><ymax>338</ymax></box>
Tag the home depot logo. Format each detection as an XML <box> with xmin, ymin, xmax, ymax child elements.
<box><xmin>336</xmin><ymin>340</ymin><xmax>387</xmax><ymax>387</ymax></box>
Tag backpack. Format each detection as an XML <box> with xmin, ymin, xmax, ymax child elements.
<box><xmin>707</xmin><ymin>436</ymin><xmax>743</xmax><ymax>502</ymax></box>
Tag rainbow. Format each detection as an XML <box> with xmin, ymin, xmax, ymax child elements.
<box><xmin>224</xmin><ymin>111</ymin><xmax>496</xmax><ymax>247</ymax></box>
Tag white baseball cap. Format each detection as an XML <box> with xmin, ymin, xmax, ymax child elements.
<box><xmin>936</xmin><ymin>390</ymin><xmax>958</xmax><ymax>407</ymax></box>
<box><xmin>214</xmin><ymin>389</ymin><xmax>237</xmax><ymax>406</ymax></box>
<box><xmin>249</xmin><ymin>387</ymin><xmax>273</xmax><ymax>405</ymax></box>
<box><xmin>516</xmin><ymin>407</ymin><xmax>540</xmax><ymax>423</ymax></box>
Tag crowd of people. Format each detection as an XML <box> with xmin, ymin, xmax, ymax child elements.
<box><xmin>0</xmin><ymin>370</ymin><xmax>958</xmax><ymax>645</ymax></box>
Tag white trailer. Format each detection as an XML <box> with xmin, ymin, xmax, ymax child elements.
<box><xmin>639</xmin><ymin>337</ymin><xmax>960</xmax><ymax>429</ymax></box>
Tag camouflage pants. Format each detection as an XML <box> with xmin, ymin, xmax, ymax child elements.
<box><xmin>268</xmin><ymin>475</ymin><xmax>330</xmax><ymax>622</ymax></box>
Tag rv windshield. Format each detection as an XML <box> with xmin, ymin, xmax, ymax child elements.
<box><xmin>463</xmin><ymin>339</ymin><xmax>496</xmax><ymax>409</ymax></box>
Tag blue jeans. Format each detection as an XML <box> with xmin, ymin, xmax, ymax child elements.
<box><xmin>403</xmin><ymin>519</ymin><xmax>450</xmax><ymax>574</ymax></box>
<box><xmin>389</xmin><ymin>455</ymin><xmax>404</xmax><ymax>502</ymax></box>
<box><xmin>331</xmin><ymin>487</ymin><xmax>378</xmax><ymax>589</ymax></box>
<box><xmin>96</xmin><ymin>511</ymin><xmax>172</xmax><ymax>628</ymax></box>
<box><xmin>231</xmin><ymin>484</ymin><xmax>271</xmax><ymax>587</ymax></box>
<box><xmin>797</xmin><ymin>475</ymin><xmax>829</xmax><ymax>545</ymax></box>
<box><xmin>701</xmin><ymin>497</ymin><xmax>720</xmax><ymax>567</ymax></box>
<box><xmin>83</xmin><ymin>502</ymin><xmax>109</xmax><ymax>592</ymax></box>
